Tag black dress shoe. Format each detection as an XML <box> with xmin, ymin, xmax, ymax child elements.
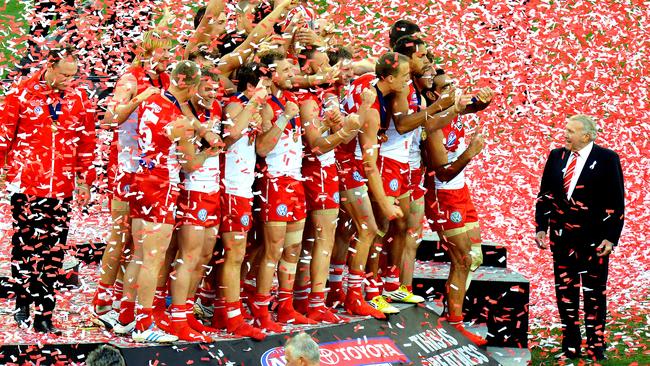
<box><xmin>13</xmin><ymin>305</ymin><xmax>31</xmax><ymax>327</ymax></box>
<box><xmin>33</xmin><ymin>319</ymin><xmax>62</xmax><ymax>336</ymax></box>
<box><xmin>562</xmin><ymin>347</ymin><xmax>582</xmax><ymax>360</ymax></box>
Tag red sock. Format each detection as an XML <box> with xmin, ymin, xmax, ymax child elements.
<box><xmin>293</xmin><ymin>284</ymin><xmax>310</xmax><ymax>314</ymax></box>
<box><xmin>365</xmin><ymin>275</ymin><xmax>380</xmax><ymax>301</ymax></box>
<box><xmin>406</xmin><ymin>285</ymin><xmax>413</xmax><ymax>293</ymax></box>
<box><xmin>171</xmin><ymin>304</ymin><xmax>212</xmax><ymax>342</ymax></box>
<box><xmin>226</xmin><ymin>300</ymin><xmax>267</xmax><ymax>341</ymax></box>
<box><xmin>347</xmin><ymin>270</ymin><xmax>364</xmax><ymax>292</ymax></box>
<box><xmin>135</xmin><ymin>307</ymin><xmax>153</xmax><ymax>331</ymax></box>
<box><xmin>153</xmin><ymin>286</ymin><xmax>168</xmax><ymax>313</ymax></box>
<box><xmin>277</xmin><ymin>288</ymin><xmax>317</xmax><ymax>325</ymax></box>
<box><xmin>251</xmin><ymin>293</ymin><xmax>283</xmax><ymax>333</ymax></box>
<box><xmin>211</xmin><ymin>297</ymin><xmax>227</xmax><ymax>329</ymax></box>
<box><xmin>118</xmin><ymin>300</ymin><xmax>136</xmax><ymax>325</ymax></box>
<box><xmin>170</xmin><ymin>304</ymin><xmax>187</xmax><ymax>327</ymax></box>
<box><xmin>384</xmin><ymin>266</ymin><xmax>401</xmax><ymax>292</ymax></box>
<box><xmin>93</xmin><ymin>282</ymin><xmax>113</xmax><ymax>314</ymax></box>
<box><xmin>307</xmin><ymin>291</ymin><xmax>348</xmax><ymax>323</ymax></box>
<box><xmin>448</xmin><ymin>315</ymin><xmax>487</xmax><ymax>346</ymax></box>
<box><xmin>112</xmin><ymin>280</ymin><xmax>124</xmax><ymax>311</ymax></box>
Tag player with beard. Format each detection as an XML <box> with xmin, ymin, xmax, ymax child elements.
<box><xmin>292</xmin><ymin>46</ymin><xmax>362</xmax><ymax>323</ymax></box>
<box><xmin>423</xmin><ymin>69</ymin><xmax>494</xmax><ymax>346</ymax></box>
<box><xmin>93</xmin><ymin>30</ymin><xmax>172</xmax><ymax>329</ymax></box>
<box><xmin>249</xmin><ymin>51</ymin><xmax>316</xmax><ymax>332</ymax></box>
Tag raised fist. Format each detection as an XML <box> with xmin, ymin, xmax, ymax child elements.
<box><xmin>284</xmin><ymin>101</ymin><xmax>300</xmax><ymax>119</ymax></box>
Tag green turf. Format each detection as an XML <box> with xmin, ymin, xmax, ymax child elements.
<box><xmin>529</xmin><ymin>319</ymin><xmax>650</xmax><ymax>365</ymax></box>
<box><xmin>0</xmin><ymin>0</ymin><xmax>27</xmax><ymax>79</ymax></box>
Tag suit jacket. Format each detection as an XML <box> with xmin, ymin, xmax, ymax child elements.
<box><xmin>535</xmin><ymin>144</ymin><xmax>625</xmax><ymax>246</ymax></box>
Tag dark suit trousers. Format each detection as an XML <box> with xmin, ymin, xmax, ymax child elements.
<box><xmin>551</xmin><ymin>239</ymin><xmax>609</xmax><ymax>354</ymax></box>
<box><xmin>10</xmin><ymin>193</ymin><xmax>72</xmax><ymax>320</ymax></box>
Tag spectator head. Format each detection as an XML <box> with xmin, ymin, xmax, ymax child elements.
<box><xmin>85</xmin><ymin>345</ymin><xmax>126</xmax><ymax>366</ymax></box>
<box><xmin>236</xmin><ymin>61</ymin><xmax>264</xmax><ymax>93</ymax></box>
<box><xmin>284</xmin><ymin>333</ymin><xmax>320</xmax><ymax>366</ymax></box>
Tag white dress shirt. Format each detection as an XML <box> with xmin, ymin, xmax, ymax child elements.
<box><xmin>564</xmin><ymin>142</ymin><xmax>594</xmax><ymax>199</ymax></box>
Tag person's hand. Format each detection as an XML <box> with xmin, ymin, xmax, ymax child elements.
<box><xmin>596</xmin><ymin>239</ymin><xmax>614</xmax><ymax>257</ymax></box>
<box><xmin>77</xmin><ymin>183</ymin><xmax>91</xmax><ymax>206</ymax></box>
<box><xmin>343</xmin><ymin>113</ymin><xmax>361</xmax><ymax>132</ymax></box>
<box><xmin>204</xmin><ymin>130</ymin><xmax>224</xmax><ymax>150</ymax></box>
<box><xmin>360</xmin><ymin>87</ymin><xmax>377</xmax><ymax>107</ymax></box>
<box><xmin>284</xmin><ymin>101</ymin><xmax>300</xmax><ymax>119</ymax></box>
<box><xmin>535</xmin><ymin>231</ymin><xmax>548</xmax><ymax>249</ymax></box>
<box><xmin>436</xmin><ymin>86</ymin><xmax>455</xmax><ymax>111</ymax></box>
<box><xmin>295</xmin><ymin>27</ymin><xmax>320</xmax><ymax>45</ymax></box>
<box><xmin>324</xmin><ymin>108</ymin><xmax>343</xmax><ymax>128</ymax></box>
<box><xmin>476</xmin><ymin>87</ymin><xmax>494</xmax><ymax>104</ymax></box>
<box><xmin>382</xmin><ymin>199</ymin><xmax>404</xmax><ymax>220</ymax></box>
<box><xmin>453</xmin><ymin>92</ymin><xmax>473</xmax><ymax>114</ymax></box>
<box><xmin>252</xmin><ymin>81</ymin><xmax>269</xmax><ymax>104</ymax></box>
<box><xmin>466</xmin><ymin>131</ymin><xmax>485</xmax><ymax>158</ymax></box>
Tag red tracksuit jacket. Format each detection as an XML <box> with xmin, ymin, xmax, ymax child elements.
<box><xmin>0</xmin><ymin>71</ymin><xmax>96</xmax><ymax>198</ymax></box>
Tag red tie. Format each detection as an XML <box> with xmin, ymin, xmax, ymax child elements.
<box><xmin>563</xmin><ymin>152</ymin><xmax>579</xmax><ymax>195</ymax></box>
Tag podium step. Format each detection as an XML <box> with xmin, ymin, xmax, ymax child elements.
<box><xmin>412</xmin><ymin>261</ymin><xmax>529</xmax><ymax>348</ymax></box>
<box><xmin>417</xmin><ymin>239</ymin><xmax>508</xmax><ymax>268</ymax></box>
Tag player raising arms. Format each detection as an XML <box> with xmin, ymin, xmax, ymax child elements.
<box><xmin>93</xmin><ymin>30</ymin><xmax>172</xmax><ymax>328</ymax></box>
<box><xmin>114</xmin><ymin>61</ymin><xmax>219</xmax><ymax>343</ymax></box>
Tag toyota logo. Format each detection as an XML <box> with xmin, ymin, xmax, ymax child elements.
<box><xmin>318</xmin><ymin>349</ymin><xmax>339</xmax><ymax>365</ymax></box>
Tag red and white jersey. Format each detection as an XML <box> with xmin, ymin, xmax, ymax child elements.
<box><xmin>341</xmin><ymin>73</ymin><xmax>415</xmax><ymax>163</ymax></box>
<box><xmin>263</xmin><ymin>91</ymin><xmax>303</xmax><ymax>180</ymax></box>
<box><xmin>110</xmin><ymin>66</ymin><xmax>170</xmax><ymax>175</ymax></box>
<box><xmin>182</xmin><ymin>100</ymin><xmax>223</xmax><ymax>193</ymax></box>
<box><xmin>222</xmin><ymin>93</ymin><xmax>257</xmax><ymax>198</ymax></box>
<box><xmin>298</xmin><ymin>90</ymin><xmax>335</xmax><ymax>168</ymax></box>
<box><xmin>136</xmin><ymin>92</ymin><xmax>183</xmax><ymax>184</ymax></box>
<box><xmin>435</xmin><ymin>116</ymin><xmax>467</xmax><ymax>190</ymax></box>
<box><xmin>340</xmin><ymin>73</ymin><xmax>383</xmax><ymax>162</ymax></box>
<box><xmin>379</xmin><ymin>83</ymin><xmax>419</xmax><ymax>164</ymax></box>
<box><xmin>409</xmin><ymin>126</ymin><xmax>423</xmax><ymax>170</ymax></box>
<box><xmin>408</xmin><ymin>85</ymin><xmax>425</xmax><ymax>169</ymax></box>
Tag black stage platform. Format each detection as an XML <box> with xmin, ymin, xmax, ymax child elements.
<box><xmin>0</xmin><ymin>303</ymin><xmax>501</xmax><ymax>366</ymax></box>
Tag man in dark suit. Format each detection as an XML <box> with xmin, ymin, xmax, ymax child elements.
<box><xmin>535</xmin><ymin>114</ymin><xmax>625</xmax><ymax>361</ymax></box>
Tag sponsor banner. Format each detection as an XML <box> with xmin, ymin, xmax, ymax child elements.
<box><xmin>261</xmin><ymin>337</ymin><xmax>409</xmax><ymax>366</ymax></box>
<box><xmin>120</xmin><ymin>304</ymin><xmax>500</xmax><ymax>366</ymax></box>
